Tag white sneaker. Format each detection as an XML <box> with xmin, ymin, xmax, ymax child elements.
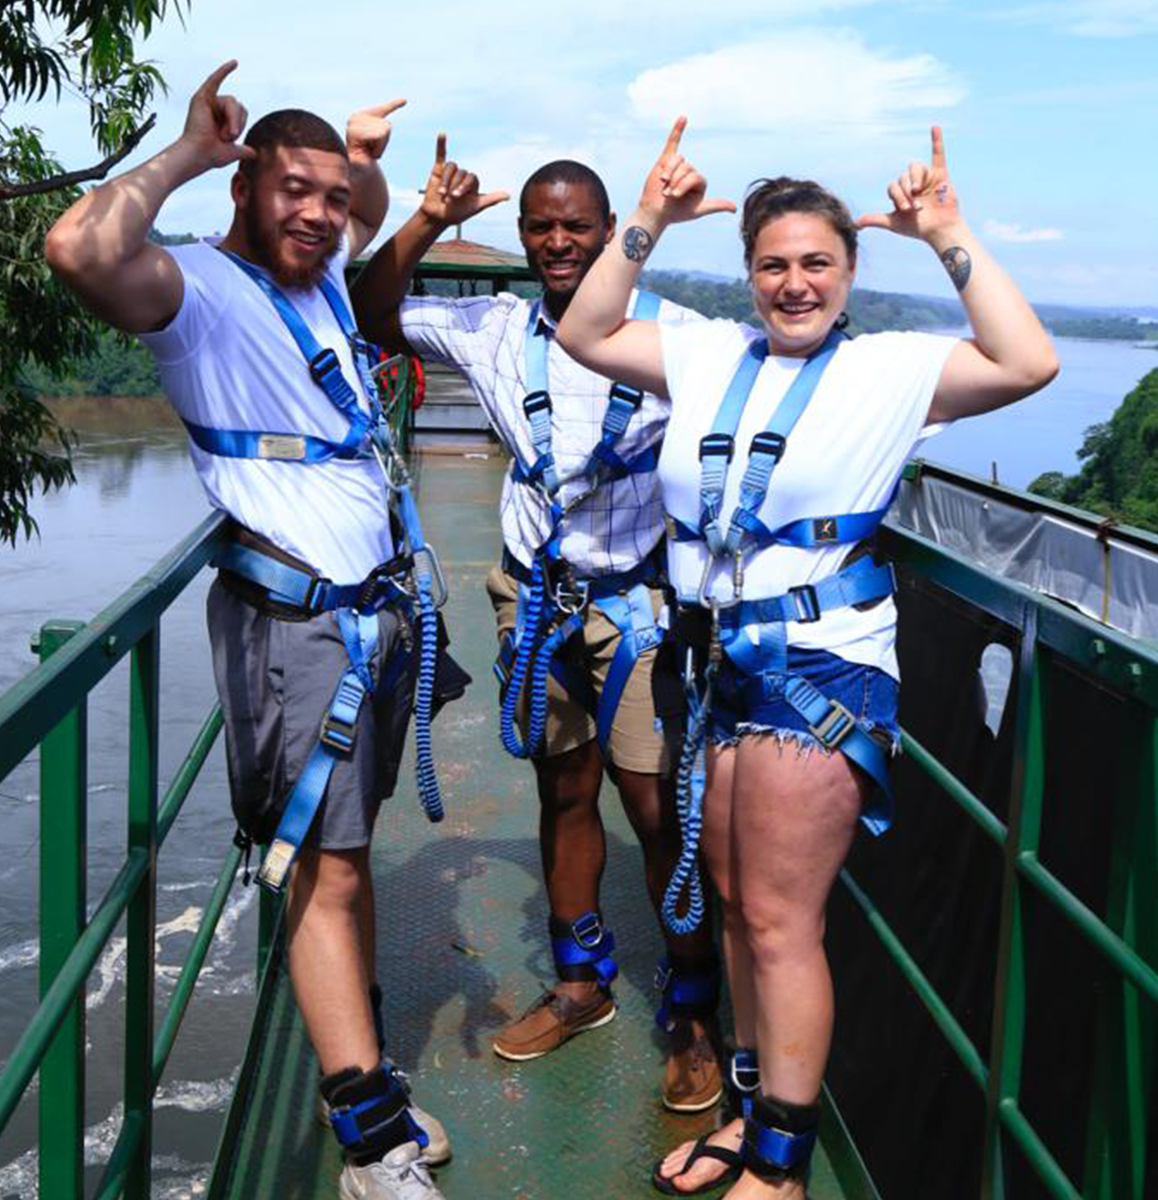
<box><xmin>317</xmin><ymin>1094</ymin><xmax>452</xmax><ymax>1166</ymax></box>
<box><xmin>338</xmin><ymin>1141</ymin><xmax>444</xmax><ymax>1200</ymax></box>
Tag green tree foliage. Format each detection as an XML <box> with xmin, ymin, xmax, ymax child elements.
<box><xmin>0</xmin><ymin>1</ymin><xmax>186</xmax><ymax>544</ymax></box>
<box><xmin>1028</xmin><ymin>369</ymin><xmax>1158</xmax><ymax>532</ymax></box>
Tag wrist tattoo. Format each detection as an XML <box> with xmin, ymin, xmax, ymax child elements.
<box><xmin>940</xmin><ymin>245</ymin><xmax>972</xmax><ymax>292</ymax></box>
<box><xmin>622</xmin><ymin>225</ymin><xmax>654</xmax><ymax>263</ymax></box>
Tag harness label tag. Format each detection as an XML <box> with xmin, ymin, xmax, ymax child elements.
<box><xmin>258</xmin><ymin>434</ymin><xmax>307</xmax><ymax>461</ymax></box>
<box><xmin>813</xmin><ymin>517</ymin><xmax>839</xmax><ymax>543</ymax></box>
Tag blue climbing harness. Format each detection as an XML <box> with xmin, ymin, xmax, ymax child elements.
<box><xmin>662</xmin><ymin>330</ymin><xmax>899</xmax><ymax>935</ymax></box>
<box><xmin>196</xmin><ymin>251</ymin><xmax>448</xmax><ymax>892</ymax></box>
<box><xmin>496</xmin><ymin>290</ymin><xmax>664</xmax><ymax>762</ymax></box>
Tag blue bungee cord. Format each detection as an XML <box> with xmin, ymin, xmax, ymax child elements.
<box><xmin>499</xmin><ymin>557</ymin><xmax>547</xmax><ymax>758</ymax></box>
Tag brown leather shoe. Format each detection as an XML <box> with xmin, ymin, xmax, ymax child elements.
<box><xmin>662</xmin><ymin>1017</ymin><xmax>723</xmax><ymax>1112</ymax></box>
<box><xmin>492</xmin><ymin>985</ymin><xmax>616</xmax><ymax>1061</ymax></box>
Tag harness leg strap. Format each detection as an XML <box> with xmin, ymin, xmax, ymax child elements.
<box><xmin>742</xmin><ymin>1093</ymin><xmax>820</xmax><ymax>1182</ymax></box>
<box><xmin>549</xmin><ymin>911</ymin><xmax>618</xmax><ymax>987</ymax></box>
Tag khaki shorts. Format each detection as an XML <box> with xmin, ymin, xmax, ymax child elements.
<box><xmin>486</xmin><ymin>564</ymin><xmax>682</xmax><ymax>774</ymax></box>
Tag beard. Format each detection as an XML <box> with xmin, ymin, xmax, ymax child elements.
<box><xmin>244</xmin><ymin>204</ymin><xmax>339</xmax><ymax>290</ymax></box>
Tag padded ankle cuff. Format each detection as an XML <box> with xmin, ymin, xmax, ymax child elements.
<box><xmin>742</xmin><ymin>1093</ymin><xmax>820</xmax><ymax>1182</ymax></box>
<box><xmin>326</xmin><ymin>1062</ymin><xmax>423</xmax><ymax>1166</ymax></box>
<box><xmin>654</xmin><ymin>955</ymin><xmax>721</xmax><ymax>1027</ymax></box>
<box><xmin>550</xmin><ymin>911</ymin><xmax>618</xmax><ymax>986</ymax></box>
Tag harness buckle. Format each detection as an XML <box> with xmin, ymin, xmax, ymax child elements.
<box><xmin>788</xmin><ymin>584</ymin><xmax>821</xmax><ymax>623</ymax></box>
<box><xmin>309</xmin><ymin>347</ymin><xmax>342</xmax><ymax>386</ymax></box>
<box><xmin>523</xmin><ymin>389</ymin><xmax>551</xmax><ymax>417</ymax></box>
<box><xmin>553</xmin><ymin>574</ymin><xmax>589</xmax><ymax>615</ymax></box>
<box><xmin>608</xmin><ymin>382</ymin><xmax>644</xmax><ymax>409</ymax></box>
<box><xmin>810</xmin><ymin>699</ymin><xmax>856</xmax><ymax>751</ymax></box>
<box><xmin>571</xmin><ymin>912</ymin><xmax>605</xmax><ymax>950</ymax></box>
<box><xmin>356</xmin><ymin>553</ymin><xmax>413</xmax><ymax>611</ymax></box>
<box><xmin>750</xmin><ymin>431</ymin><xmax>787</xmax><ymax>462</ymax></box>
<box><xmin>302</xmin><ymin>574</ymin><xmax>332</xmax><ymax>613</ymax></box>
<box><xmin>320</xmin><ymin>710</ymin><xmax>357</xmax><ymax>753</ymax></box>
<box><xmin>699</xmin><ymin>433</ymin><xmax>735</xmax><ymax>462</ymax></box>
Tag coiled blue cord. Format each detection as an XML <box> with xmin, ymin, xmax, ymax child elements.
<box><xmin>661</xmin><ymin>669</ymin><xmax>715</xmax><ymax>934</ymax></box>
<box><xmin>527</xmin><ymin>612</ymin><xmax>583</xmax><ymax>757</ymax></box>
<box><xmin>500</xmin><ymin>557</ymin><xmax>546</xmax><ymax>758</ymax></box>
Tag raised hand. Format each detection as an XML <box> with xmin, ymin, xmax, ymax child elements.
<box><xmin>180</xmin><ymin>61</ymin><xmax>254</xmax><ymax>170</ymax></box>
<box><xmin>419</xmin><ymin>133</ymin><xmax>509</xmax><ymax>228</ymax></box>
<box><xmin>639</xmin><ymin>117</ymin><xmax>735</xmax><ymax>227</ymax></box>
<box><xmin>857</xmin><ymin>125</ymin><xmax>961</xmax><ymax>241</ymax></box>
<box><xmin>346</xmin><ymin>99</ymin><xmax>407</xmax><ymax>164</ymax></box>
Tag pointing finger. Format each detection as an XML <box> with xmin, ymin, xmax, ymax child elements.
<box><xmin>856</xmin><ymin>211</ymin><xmax>894</xmax><ymax>231</ymax></box>
<box><xmin>434</xmin><ymin>132</ymin><xmax>447</xmax><ymax>167</ymax></box>
<box><xmin>363</xmin><ymin>99</ymin><xmax>407</xmax><ymax>119</ymax></box>
<box><xmin>931</xmin><ymin>125</ymin><xmax>947</xmax><ymax>170</ymax></box>
<box><xmin>201</xmin><ymin>60</ymin><xmax>239</xmax><ymax>99</ymax></box>
<box><xmin>476</xmin><ymin>190</ymin><xmax>511</xmax><ymax>213</ymax></box>
<box><xmin>662</xmin><ymin>115</ymin><xmax>687</xmax><ymax>156</ymax></box>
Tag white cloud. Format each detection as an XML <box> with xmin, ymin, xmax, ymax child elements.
<box><xmin>999</xmin><ymin>1</ymin><xmax>1158</xmax><ymax>37</ymax></box>
<box><xmin>983</xmin><ymin>220</ymin><xmax>1065</xmax><ymax>243</ymax></box>
<box><xmin>626</xmin><ymin>29</ymin><xmax>964</xmax><ymax>138</ymax></box>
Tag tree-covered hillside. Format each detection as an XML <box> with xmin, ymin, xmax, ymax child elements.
<box><xmin>640</xmin><ymin>271</ymin><xmax>963</xmax><ymax>336</ymax></box>
<box><xmin>1029</xmin><ymin>368</ymin><xmax>1158</xmax><ymax>532</ymax></box>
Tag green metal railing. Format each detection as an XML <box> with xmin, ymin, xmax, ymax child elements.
<box><xmin>0</xmin><ymin>366</ymin><xmax>417</xmax><ymax>1198</ymax></box>
<box><xmin>0</xmin><ymin>512</ymin><xmax>277</xmax><ymax>1200</ymax></box>
<box><xmin>829</xmin><ymin>509</ymin><xmax>1158</xmax><ymax>1200</ymax></box>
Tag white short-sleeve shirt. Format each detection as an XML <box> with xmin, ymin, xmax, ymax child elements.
<box><xmin>659</xmin><ymin>319</ymin><xmax>956</xmax><ymax>678</ymax></box>
<box><xmin>399</xmin><ymin>289</ymin><xmax>699</xmax><ymax>576</ymax></box>
<box><xmin>139</xmin><ymin>240</ymin><xmax>393</xmax><ymax>583</ymax></box>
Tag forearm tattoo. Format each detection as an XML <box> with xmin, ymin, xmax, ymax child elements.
<box><xmin>622</xmin><ymin>225</ymin><xmax>654</xmax><ymax>263</ymax></box>
<box><xmin>940</xmin><ymin>245</ymin><xmax>972</xmax><ymax>292</ymax></box>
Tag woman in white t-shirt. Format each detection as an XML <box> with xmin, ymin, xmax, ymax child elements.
<box><xmin>557</xmin><ymin>120</ymin><xmax>1057</xmax><ymax>1199</ymax></box>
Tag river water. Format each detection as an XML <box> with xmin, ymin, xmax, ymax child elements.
<box><xmin>0</xmin><ymin>336</ymin><xmax>1154</xmax><ymax>1196</ymax></box>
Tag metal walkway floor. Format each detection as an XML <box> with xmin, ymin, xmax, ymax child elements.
<box><xmin>212</xmin><ymin>457</ymin><xmax>848</xmax><ymax>1200</ymax></box>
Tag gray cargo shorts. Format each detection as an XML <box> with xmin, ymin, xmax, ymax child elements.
<box><xmin>207</xmin><ymin>578</ymin><xmax>415</xmax><ymax>850</ymax></box>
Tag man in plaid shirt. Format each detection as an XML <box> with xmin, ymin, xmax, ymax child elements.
<box><xmin>353</xmin><ymin>136</ymin><xmax>722</xmax><ymax>1113</ymax></box>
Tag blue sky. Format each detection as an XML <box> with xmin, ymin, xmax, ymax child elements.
<box><xmin>15</xmin><ymin>0</ymin><xmax>1158</xmax><ymax>305</ymax></box>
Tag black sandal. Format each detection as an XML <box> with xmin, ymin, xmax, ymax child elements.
<box><xmin>652</xmin><ymin>1133</ymin><xmax>743</xmax><ymax>1196</ymax></box>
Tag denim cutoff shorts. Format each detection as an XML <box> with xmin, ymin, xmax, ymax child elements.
<box><xmin>708</xmin><ymin>644</ymin><xmax>900</xmax><ymax>756</ymax></box>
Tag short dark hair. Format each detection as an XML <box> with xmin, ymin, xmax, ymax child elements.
<box><xmin>519</xmin><ymin>160</ymin><xmax>611</xmax><ymax>224</ymax></box>
<box><xmin>741</xmin><ymin>177</ymin><xmax>858</xmax><ymax>269</ymax></box>
<box><xmin>239</xmin><ymin>109</ymin><xmax>347</xmax><ymax>178</ymax></box>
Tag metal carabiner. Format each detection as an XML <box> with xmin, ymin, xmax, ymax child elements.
<box><xmin>696</xmin><ymin>552</ymin><xmax>744</xmax><ymax>611</ymax></box>
<box><xmin>553</xmin><ymin>575</ymin><xmax>589</xmax><ymax>616</ymax></box>
<box><xmin>409</xmin><ymin>544</ymin><xmax>449</xmax><ymax>609</ymax></box>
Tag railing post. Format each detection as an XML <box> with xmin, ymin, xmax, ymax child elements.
<box><xmin>36</xmin><ymin>620</ymin><xmax>87</xmax><ymax>1200</ymax></box>
<box><xmin>125</xmin><ymin>626</ymin><xmax>160</xmax><ymax>1200</ymax></box>
<box><xmin>1082</xmin><ymin>705</ymin><xmax>1158</xmax><ymax>1199</ymax></box>
<box><xmin>982</xmin><ymin>603</ymin><xmax>1047</xmax><ymax>1200</ymax></box>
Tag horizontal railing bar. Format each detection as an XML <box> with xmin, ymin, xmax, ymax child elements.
<box><xmin>1018</xmin><ymin>852</ymin><xmax>1158</xmax><ymax>1006</ymax></box>
<box><xmin>901</xmin><ymin>458</ymin><xmax>1158</xmax><ymax>555</ymax></box>
<box><xmin>0</xmin><ymin>848</ymin><xmax>148</xmax><ymax>1129</ymax></box>
<box><xmin>998</xmin><ymin>1097</ymin><xmax>1082</xmax><ymax>1200</ymax></box>
<box><xmin>157</xmin><ymin>705</ymin><xmax>224</xmax><ymax>848</ymax></box>
<box><xmin>153</xmin><ymin>845</ymin><xmax>242</xmax><ymax>1085</ymax></box>
<box><xmin>839</xmin><ymin>868</ymin><xmax>988</xmax><ymax>1090</ymax></box>
<box><xmin>882</xmin><ymin>525</ymin><xmax>1158</xmax><ymax>712</ymax></box>
<box><xmin>92</xmin><ymin>1108</ymin><xmax>145</xmax><ymax>1200</ymax></box>
<box><xmin>0</xmin><ymin>511</ymin><xmax>228</xmax><ymax>780</ymax></box>
<box><xmin>900</xmin><ymin>730</ymin><xmax>1008</xmax><ymax>846</ymax></box>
